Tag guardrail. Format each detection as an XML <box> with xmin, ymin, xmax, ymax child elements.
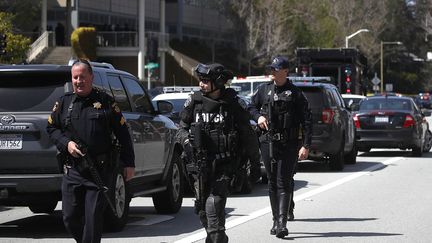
<box><xmin>26</xmin><ymin>31</ymin><xmax>55</xmax><ymax>63</ymax></box>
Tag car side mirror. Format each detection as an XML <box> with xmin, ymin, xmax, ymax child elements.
<box><xmin>157</xmin><ymin>100</ymin><xmax>173</xmax><ymax>114</ymax></box>
<box><xmin>422</xmin><ymin>109</ymin><xmax>431</xmax><ymax>117</ymax></box>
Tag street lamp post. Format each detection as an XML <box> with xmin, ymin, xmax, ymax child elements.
<box><xmin>345</xmin><ymin>29</ymin><xmax>370</xmax><ymax>48</ymax></box>
<box><xmin>380</xmin><ymin>41</ymin><xmax>402</xmax><ymax>93</ymax></box>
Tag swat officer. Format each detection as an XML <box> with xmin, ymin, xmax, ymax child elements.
<box><xmin>248</xmin><ymin>56</ymin><xmax>312</xmax><ymax>238</ymax></box>
<box><xmin>178</xmin><ymin>63</ymin><xmax>260</xmax><ymax>243</ymax></box>
<box><xmin>47</xmin><ymin>59</ymin><xmax>135</xmax><ymax>243</ymax></box>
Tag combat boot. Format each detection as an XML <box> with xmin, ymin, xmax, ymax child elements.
<box><xmin>206</xmin><ymin>231</ymin><xmax>228</xmax><ymax>243</ymax></box>
<box><xmin>275</xmin><ymin>192</ymin><xmax>289</xmax><ymax>238</ymax></box>
<box><xmin>288</xmin><ymin>200</ymin><xmax>295</xmax><ymax>221</ymax></box>
<box><xmin>269</xmin><ymin>192</ymin><xmax>279</xmax><ymax>235</ymax></box>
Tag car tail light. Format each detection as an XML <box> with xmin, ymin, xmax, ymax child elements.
<box><xmin>353</xmin><ymin>114</ymin><xmax>360</xmax><ymax>128</ymax></box>
<box><xmin>322</xmin><ymin>109</ymin><xmax>335</xmax><ymax>124</ymax></box>
<box><xmin>403</xmin><ymin>114</ymin><xmax>415</xmax><ymax>128</ymax></box>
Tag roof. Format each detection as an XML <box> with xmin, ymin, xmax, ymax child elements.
<box><xmin>341</xmin><ymin>94</ymin><xmax>366</xmax><ymax>99</ymax></box>
<box><xmin>152</xmin><ymin>92</ymin><xmax>192</xmax><ymax>101</ymax></box>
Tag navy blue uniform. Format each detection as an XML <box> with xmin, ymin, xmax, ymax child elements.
<box><xmin>47</xmin><ymin>88</ymin><xmax>134</xmax><ymax>243</ymax></box>
<box><xmin>248</xmin><ymin>80</ymin><xmax>312</xmax><ymax>235</ymax></box>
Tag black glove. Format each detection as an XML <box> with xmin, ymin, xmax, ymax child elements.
<box><xmin>183</xmin><ymin>139</ymin><xmax>194</xmax><ymax>164</ymax></box>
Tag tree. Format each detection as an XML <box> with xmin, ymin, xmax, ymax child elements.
<box><xmin>0</xmin><ymin>12</ymin><xmax>31</xmax><ymax>64</ymax></box>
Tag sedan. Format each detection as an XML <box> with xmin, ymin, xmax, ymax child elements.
<box><xmin>354</xmin><ymin>95</ymin><xmax>431</xmax><ymax>156</ymax></box>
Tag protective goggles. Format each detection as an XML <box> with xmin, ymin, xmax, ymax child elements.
<box><xmin>195</xmin><ymin>63</ymin><xmax>211</xmax><ymax>76</ymax></box>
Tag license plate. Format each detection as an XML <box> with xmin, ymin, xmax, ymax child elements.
<box><xmin>375</xmin><ymin>116</ymin><xmax>389</xmax><ymax>123</ymax></box>
<box><xmin>0</xmin><ymin>134</ymin><xmax>23</xmax><ymax>150</ymax></box>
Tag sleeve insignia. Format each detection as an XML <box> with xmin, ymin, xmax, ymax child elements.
<box><xmin>93</xmin><ymin>102</ymin><xmax>102</xmax><ymax>109</ymax></box>
<box><xmin>183</xmin><ymin>95</ymin><xmax>192</xmax><ymax>108</ymax></box>
<box><xmin>52</xmin><ymin>102</ymin><xmax>59</xmax><ymax>112</ymax></box>
<box><xmin>112</xmin><ymin>103</ymin><xmax>121</xmax><ymax>113</ymax></box>
<box><xmin>48</xmin><ymin>115</ymin><xmax>53</xmax><ymax>124</ymax></box>
<box><xmin>120</xmin><ymin>116</ymin><xmax>126</xmax><ymax>125</ymax></box>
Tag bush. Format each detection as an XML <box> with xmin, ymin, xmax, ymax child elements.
<box><xmin>71</xmin><ymin>27</ymin><xmax>96</xmax><ymax>60</ymax></box>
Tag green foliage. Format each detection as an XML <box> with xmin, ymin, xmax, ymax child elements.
<box><xmin>71</xmin><ymin>27</ymin><xmax>97</xmax><ymax>61</ymax></box>
<box><xmin>0</xmin><ymin>12</ymin><xmax>31</xmax><ymax>64</ymax></box>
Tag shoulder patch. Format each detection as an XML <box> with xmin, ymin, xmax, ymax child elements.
<box><xmin>112</xmin><ymin>102</ymin><xmax>121</xmax><ymax>113</ymax></box>
<box><xmin>183</xmin><ymin>94</ymin><xmax>193</xmax><ymax>108</ymax></box>
<box><xmin>52</xmin><ymin>101</ymin><xmax>59</xmax><ymax>112</ymax></box>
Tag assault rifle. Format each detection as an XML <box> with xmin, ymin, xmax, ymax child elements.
<box><xmin>268</xmin><ymin>86</ymin><xmax>277</xmax><ymax>173</ymax></box>
<box><xmin>187</xmin><ymin>116</ymin><xmax>208</xmax><ymax>216</ymax></box>
<box><xmin>78</xmin><ymin>143</ymin><xmax>118</xmax><ymax>217</ymax></box>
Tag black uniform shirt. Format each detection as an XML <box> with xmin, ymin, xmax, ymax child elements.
<box><xmin>47</xmin><ymin>88</ymin><xmax>135</xmax><ymax>167</ymax></box>
<box><xmin>248</xmin><ymin>80</ymin><xmax>313</xmax><ymax>148</ymax></box>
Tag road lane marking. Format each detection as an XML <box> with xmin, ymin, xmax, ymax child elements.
<box><xmin>174</xmin><ymin>157</ymin><xmax>404</xmax><ymax>243</ymax></box>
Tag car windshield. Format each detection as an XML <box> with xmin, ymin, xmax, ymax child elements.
<box><xmin>301</xmin><ymin>88</ymin><xmax>325</xmax><ymax>109</ymax></box>
<box><xmin>359</xmin><ymin>98</ymin><xmax>412</xmax><ymax>111</ymax></box>
<box><xmin>0</xmin><ymin>73</ymin><xmax>69</xmax><ymax>112</ymax></box>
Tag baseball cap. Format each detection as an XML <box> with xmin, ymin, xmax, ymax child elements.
<box><xmin>268</xmin><ymin>56</ymin><xmax>289</xmax><ymax>71</ymax></box>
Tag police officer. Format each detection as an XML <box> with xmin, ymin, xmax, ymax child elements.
<box><xmin>248</xmin><ymin>56</ymin><xmax>312</xmax><ymax>238</ymax></box>
<box><xmin>178</xmin><ymin>63</ymin><xmax>260</xmax><ymax>243</ymax></box>
<box><xmin>47</xmin><ymin>59</ymin><xmax>135</xmax><ymax>243</ymax></box>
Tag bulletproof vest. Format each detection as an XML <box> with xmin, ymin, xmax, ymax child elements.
<box><xmin>191</xmin><ymin>92</ymin><xmax>238</xmax><ymax>156</ymax></box>
<box><xmin>261</xmin><ymin>83</ymin><xmax>296</xmax><ymax>131</ymax></box>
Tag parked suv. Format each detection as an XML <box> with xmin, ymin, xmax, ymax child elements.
<box><xmin>291</xmin><ymin>77</ymin><xmax>357</xmax><ymax>171</ymax></box>
<box><xmin>0</xmin><ymin>62</ymin><xmax>184</xmax><ymax>231</ymax></box>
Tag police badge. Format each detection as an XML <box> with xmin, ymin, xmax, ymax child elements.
<box><xmin>93</xmin><ymin>102</ymin><xmax>102</xmax><ymax>109</ymax></box>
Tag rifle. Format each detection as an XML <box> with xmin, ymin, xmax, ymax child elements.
<box><xmin>187</xmin><ymin>115</ymin><xmax>208</xmax><ymax>216</ymax></box>
<box><xmin>268</xmin><ymin>85</ymin><xmax>277</xmax><ymax>173</ymax></box>
<box><xmin>77</xmin><ymin>143</ymin><xmax>118</xmax><ymax>217</ymax></box>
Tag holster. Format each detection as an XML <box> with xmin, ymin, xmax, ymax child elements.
<box><xmin>56</xmin><ymin>151</ymin><xmax>69</xmax><ymax>173</ymax></box>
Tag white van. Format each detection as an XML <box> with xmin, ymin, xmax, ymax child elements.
<box><xmin>229</xmin><ymin>76</ymin><xmax>271</xmax><ymax>97</ymax></box>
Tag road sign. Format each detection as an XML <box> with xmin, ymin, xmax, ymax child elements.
<box><xmin>371</xmin><ymin>73</ymin><xmax>380</xmax><ymax>85</ymax></box>
<box><xmin>145</xmin><ymin>62</ymin><xmax>159</xmax><ymax>69</ymax></box>
<box><xmin>385</xmin><ymin>83</ymin><xmax>393</xmax><ymax>92</ymax></box>
<box><xmin>373</xmin><ymin>85</ymin><xmax>380</xmax><ymax>91</ymax></box>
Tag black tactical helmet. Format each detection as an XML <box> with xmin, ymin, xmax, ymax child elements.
<box><xmin>195</xmin><ymin>63</ymin><xmax>233</xmax><ymax>89</ymax></box>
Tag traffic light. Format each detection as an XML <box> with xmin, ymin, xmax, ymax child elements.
<box><xmin>147</xmin><ymin>37</ymin><xmax>158</xmax><ymax>63</ymax></box>
<box><xmin>0</xmin><ymin>33</ymin><xmax>6</xmax><ymax>55</ymax></box>
<box><xmin>344</xmin><ymin>66</ymin><xmax>352</xmax><ymax>93</ymax></box>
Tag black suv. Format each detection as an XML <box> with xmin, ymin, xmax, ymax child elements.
<box><xmin>290</xmin><ymin>77</ymin><xmax>357</xmax><ymax>171</ymax></box>
<box><xmin>0</xmin><ymin>62</ymin><xmax>185</xmax><ymax>231</ymax></box>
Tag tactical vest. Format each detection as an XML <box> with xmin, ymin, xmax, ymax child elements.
<box><xmin>261</xmin><ymin>83</ymin><xmax>296</xmax><ymax>132</ymax></box>
<box><xmin>191</xmin><ymin>91</ymin><xmax>238</xmax><ymax>159</ymax></box>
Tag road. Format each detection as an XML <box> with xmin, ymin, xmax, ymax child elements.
<box><xmin>1</xmin><ymin>149</ymin><xmax>432</xmax><ymax>243</ymax></box>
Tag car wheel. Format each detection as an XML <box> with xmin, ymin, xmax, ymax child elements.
<box><xmin>28</xmin><ymin>200</ymin><xmax>58</xmax><ymax>214</ymax></box>
<box><xmin>423</xmin><ymin>130</ymin><xmax>432</xmax><ymax>152</ymax></box>
<box><xmin>153</xmin><ymin>151</ymin><xmax>184</xmax><ymax>214</ymax></box>
<box><xmin>329</xmin><ymin>138</ymin><xmax>345</xmax><ymax>171</ymax></box>
<box><xmin>344</xmin><ymin>140</ymin><xmax>357</xmax><ymax>164</ymax></box>
<box><xmin>104</xmin><ymin>166</ymin><xmax>130</xmax><ymax>232</ymax></box>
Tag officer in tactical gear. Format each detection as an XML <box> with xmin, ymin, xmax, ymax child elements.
<box><xmin>248</xmin><ymin>56</ymin><xmax>312</xmax><ymax>238</ymax></box>
<box><xmin>47</xmin><ymin>59</ymin><xmax>135</xmax><ymax>243</ymax></box>
<box><xmin>178</xmin><ymin>63</ymin><xmax>260</xmax><ymax>243</ymax></box>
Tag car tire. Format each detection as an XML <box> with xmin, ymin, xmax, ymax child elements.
<box><xmin>28</xmin><ymin>200</ymin><xmax>58</xmax><ymax>214</ymax></box>
<box><xmin>152</xmin><ymin>151</ymin><xmax>184</xmax><ymax>214</ymax></box>
<box><xmin>104</xmin><ymin>166</ymin><xmax>130</xmax><ymax>232</ymax></box>
<box><xmin>329</xmin><ymin>138</ymin><xmax>345</xmax><ymax>171</ymax></box>
<box><xmin>344</xmin><ymin>140</ymin><xmax>357</xmax><ymax>164</ymax></box>
<box><xmin>423</xmin><ymin>130</ymin><xmax>432</xmax><ymax>152</ymax></box>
